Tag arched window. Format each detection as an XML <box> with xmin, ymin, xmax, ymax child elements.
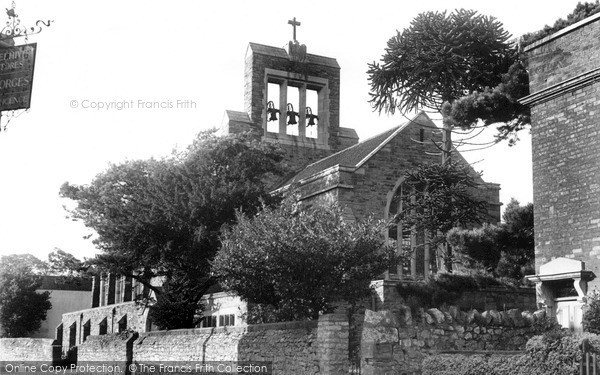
<box><xmin>386</xmin><ymin>180</ymin><xmax>435</xmax><ymax>279</ymax></box>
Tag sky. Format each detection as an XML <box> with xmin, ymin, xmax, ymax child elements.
<box><xmin>0</xmin><ymin>0</ymin><xmax>587</xmax><ymax>261</ymax></box>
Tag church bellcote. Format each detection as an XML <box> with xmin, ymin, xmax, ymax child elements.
<box><xmin>221</xmin><ymin>18</ymin><xmax>358</xmax><ymax>170</ymax></box>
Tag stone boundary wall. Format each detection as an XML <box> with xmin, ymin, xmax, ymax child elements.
<box><xmin>133</xmin><ymin>316</ymin><xmax>348</xmax><ymax>374</ymax></box>
<box><xmin>361</xmin><ymin>306</ymin><xmax>547</xmax><ymax>375</ymax></box>
<box><xmin>78</xmin><ymin>331</ymin><xmax>137</xmax><ymax>364</ymax></box>
<box><xmin>0</xmin><ymin>338</ymin><xmax>60</xmax><ymax>362</ymax></box>
<box><xmin>19</xmin><ymin>314</ymin><xmax>348</xmax><ymax>375</ymax></box>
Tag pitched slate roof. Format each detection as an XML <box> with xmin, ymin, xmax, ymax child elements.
<box><xmin>280</xmin><ymin>113</ymin><xmax>433</xmax><ymax>187</ymax></box>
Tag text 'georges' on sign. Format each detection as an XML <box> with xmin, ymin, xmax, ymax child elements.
<box><xmin>0</xmin><ymin>43</ymin><xmax>36</xmax><ymax>111</ymax></box>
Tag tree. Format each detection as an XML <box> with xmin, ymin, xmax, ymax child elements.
<box><xmin>393</xmin><ymin>161</ymin><xmax>487</xmax><ymax>271</ymax></box>
<box><xmin>212</xmin><ymin>198</ymin><xmax>395</xmax><ymax>323</ymax></box>
<box><xmin>447</xmin><ymin>198</ymin><xmax>534</xmax><ymax>281</ymax></box>
<box><xmin>60</xmin><ymin>131</ymin><xmax>285</xmax><ymax>329</ymax></box>
<box><xmin>368</xmin><ymin>9</ymin><xmax>530</xmax><ymax>156</ymax></box>
<box><xmin>47</xmin><ymin>249</ymin><xmax>88</xmax><ymax>277</ymax></box>
<box><xmin>495</xmin><ymin>199</ymin><xmax>534</xmax><ymax>279</ymax></box>
<box><xmin>0</xmin><ymin>254</ymin><xmax>52</xmax><ymax>337</ymax></box>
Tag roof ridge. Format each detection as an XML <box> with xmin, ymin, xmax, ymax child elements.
<box><xmin>354</xmin><ymin>112</ymin><xmax>433</xmax><ymax>168</ymax></box>
<box><xmin>299</xmin><ymin>125</ymin><xmax>400</xmax><ymax>171</ymax></box>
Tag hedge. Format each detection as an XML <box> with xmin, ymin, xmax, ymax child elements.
<box><xmin>422</xmin><ymin>332</ymin><xmax>600</xmax><ymax>375</ymax></box>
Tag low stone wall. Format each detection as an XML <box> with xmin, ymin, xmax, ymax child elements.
<box><xmin>62</xmin><ymin>313</ymin><xmax>347</xmax><ymax>375</ymax></box>
<box><xmin>134</xmin><ymin>320</ymin><xmax>324</xmax><ymax>373</ymax></box>
<box><xmin>0</xmin><ymin>338</ymin><xmax>60</xmax><ymax>362</ymax></box>
<box><xmin>78</xmin><ymin>331</ymin><xmax>137</xmax><ymax>365</ymax></box>
<box><xmin>361</xmin><ymin>306</ymin><xmax>547</xmax><ymax>375</ymax></box>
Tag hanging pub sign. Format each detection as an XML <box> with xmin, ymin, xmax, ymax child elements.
<box><xmin>0</xmin><ymin>43</ymin><xmax>36</xmax><ymax>111</ymax></box>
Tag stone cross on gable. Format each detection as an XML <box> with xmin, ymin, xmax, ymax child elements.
<box><xmin>288</xmin><ymin>17</ymin><xmax>301</xmax><ymax>42</ymax></box>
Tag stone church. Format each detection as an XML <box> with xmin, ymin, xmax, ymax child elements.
<box><xmin>219</xmin><ymin>36</ymin><xmax>501</xmax><ymax>278</ymax></box>
<box><xmin>57</xmin><ymin>27</ymin><xmax>502</xmax><ymax>349</ymax></box>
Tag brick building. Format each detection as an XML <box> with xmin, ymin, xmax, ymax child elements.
<box><xmin>521</xmin><ymin>13</ymin><xmax>600</xmax><ymax>329</ymax></box>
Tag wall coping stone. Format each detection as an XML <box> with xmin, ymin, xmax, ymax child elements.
<box><xmin>524</xmin><ymin>12</ymin><xmax>600</xmax><ymax>51</ymax></box>
<box><xmin>62</xmin><ymin>301</ymin><xmax>137</xmax><ymax>317</ymax></box>
<box><xmin>138</xmin><ymin>320</ymin><xmax>318</xmax><ymax>338</ymax></box>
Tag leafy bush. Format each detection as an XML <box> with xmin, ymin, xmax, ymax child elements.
<box><xmin>583</xmin><ymin>291</ymin><xmax>600</xmax><ymax>334</ymax></box>
<box><xmin>214</xmin><ymin>198</ymin><xmax>396</xmax><ymax>322</ymax></box>
<box><xmin>423</xmin><ymin>332</ymin><xmax>600</xmax><ymax>375</ymax></box>
<box><xmin>521</xmin><ymin>1</ymin><xmax>600</xmax><ymax>47</ymax></box>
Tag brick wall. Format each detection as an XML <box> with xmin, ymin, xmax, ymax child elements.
<box><xmin>523</xmin><ymin>15</ymin><xmax>600</xmax><ymax>289</ymax></box>
<box><xmin>361</xmin><ymin>306</ymin><xmax>546</xmax><ymax>375</ymax></box>
<box><xmin>526</xmin><ymin>16</ymin><xmax>600</xmax><ymax>93</ymax></box>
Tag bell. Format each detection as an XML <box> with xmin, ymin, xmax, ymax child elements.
<box><xmin>267</xmin><ymin>101</ymin><xmax>279</xmax><ymax>122</ymax></box>
<box><xmin>287</xmin><ymin>103</ymin><xmax>298</xmax><ymax>125</ymax></box>
<box><xmin>267</xmin><ymin>109</ymin><xmax>279</xmax><ymax>121</ymax></box>
<box><xmin>287</xmin><ymin>112</ymin><xmax>298</xmax><ymax>125</ymax></box>
<box><xmin>305</xmin><ymin>107</ymin><xmax>318</xmax><ymax>126</ymax></box>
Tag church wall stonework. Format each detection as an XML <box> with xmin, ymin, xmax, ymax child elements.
<box><xmin>243</xmin><ymin>44</ymin><xmax>348</xmax><ymax>172</ymax></box>
<box><xmin>61</xmin><ymin>302</ymin><xmax>148</xmax><ymax>355</ymax></box>
<box><xmin>523</xmin><ymin>16</ymin><xmax>600</xmax><ymax>289</ymax></box>
<box><xmin>349</xmin><ymin>121</ymin><xmax>442</xmax><ymax>222</ymax></box>
<box><xmin>296</xmin><ymin>117</ymin><xmax>501</xmax><ymax>226</ymax></box>
<box><xmin>244</xmin><ymin>46</ymin><xmax>340</xmax><ymax>137</ymax></box>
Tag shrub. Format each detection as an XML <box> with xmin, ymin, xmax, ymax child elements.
<box><xmin>583</xmin><ymin>291</ymin><xmax>600</xmax><ymax>334</ymax></box>
<box><xmin>521</xmin><ymin>1</ymin><xmax>600</xmax><ymax>47</ymax></box>
<box><xmin>422</xmin><ymin>332</ymin><xmax>600</xmax><ymax>375</ymax></box>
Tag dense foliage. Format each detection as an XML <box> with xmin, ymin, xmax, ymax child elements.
<box><xmin>443</xmin><ymin>61</ymin><xmax>531</xmax><ymax>145</ymax></box>
<box><xmin>583</xmin><ymin>291</ymin><xmax>600</xmax><ymax>334</ymax></box>
<box><xmin>368</xmin><ymin>9</ymin><xmax>529</xmax><ymax>145</ymax></box>
<box><xmin>447</xmin><ymin>199</ymin><xmax>534</xmax><ymax>281</ymax></box>
<box><xmin>521</xmin><ymin>1</ymin><xmax>600</xmax><ymax>46</ymax></box>
<box><xmin>0</xmin><ymin>255</ymin><xmax>52</xmax><ymax>337</ymax></box>
<box><xmin>213</xmin><ymin>198</ymin><xmax>395</xmax><ymax>323</ymax></box>
<box><xmin>60</xmin><ymin>131</ymin><xmax>285</xmax><ymax>329</ymax></box>
<box><xmin>423</xmin><ymin>330</ymin><xmax>598</xmax><ymax>375</ymax></box>
<box><xmin>394</xmin><ymin>161</ymin><xmax>487</xmax><ymax>270</ymax></box>
<box><xmin>368</xmin><ymin>9</ymin><xmax>514</xmax><ymax>113</ymax></box>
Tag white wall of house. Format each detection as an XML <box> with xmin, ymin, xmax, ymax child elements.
<box><xmin>32</xmin><ymin>289</ymin><xmax>91</xmax><ymax>338</ymax></box>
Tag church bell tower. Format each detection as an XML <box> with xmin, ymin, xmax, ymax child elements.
<box><xmin>221</xmin><ymin>18</ymin><xmax>358</xmax><ymax>171</ymax></box>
